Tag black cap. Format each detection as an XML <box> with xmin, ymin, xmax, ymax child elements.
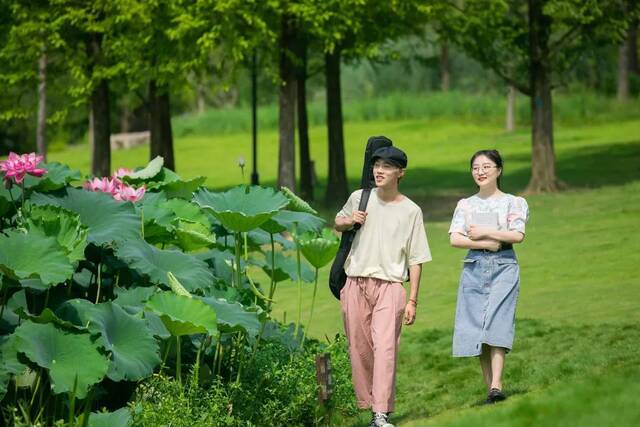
<box><xmin>371</xmin><ymin>146</ymin><xmax>408</xmax><ymax>168</ymax></box>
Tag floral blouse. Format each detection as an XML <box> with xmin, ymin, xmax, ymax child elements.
<box><xmin>448</xmin><ymin>193</ymin><xmax>529</xmax><ymax>236</ymax></box>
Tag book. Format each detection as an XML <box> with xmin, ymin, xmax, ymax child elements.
<box><xmin>471</xmin><ymin>211</ymin><xmax>499</xmax><ymax>230</ymax></box>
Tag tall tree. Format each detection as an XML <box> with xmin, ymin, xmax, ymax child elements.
<box><xmin>437</xmin><ymin>0</ymin><xmax>634</xmax><ymax>193</ymax></box>
<box><xmin>299</xmin><ymin>0</ymin><xmax>428</xmax><ymax>205</ymax></box>
<box><xmin>36</xmin><ymin>50</ymin><xmax>47</xmax><ymax>160</ymax></box>
<box><xmin>295</xmin><ymin>32</ymin><xmax>314</xmax><ymax>200</ymax></box>
<box><xmin>278</xmin><ymin>15</ymin><xmax>297</xmax><ymax>191</ymax></box>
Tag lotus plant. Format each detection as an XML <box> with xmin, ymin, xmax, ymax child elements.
<box><xmin>298</xmin><ymin>228</ymin><xmax>339</xmax><ymax>347</ymax></box>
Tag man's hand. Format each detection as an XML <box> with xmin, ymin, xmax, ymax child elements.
<box><xmin>404</xmin><ymin>302</ymin><xmax>416</xmax><ymax>325</ymax></box>
<box><xmin>468</xmin><ymin>224</ymin><xmax>490</xmax><ymax>240</ymax></box>
<box><xmin>352</xmin><ymin>210</ymin><xmax>367</xmax><ymax>225</ymax></box>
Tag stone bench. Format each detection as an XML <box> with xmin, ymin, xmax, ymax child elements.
<box><xmin>110</xmin><ymin>131</ymin><xmax>150</xmax><ymax>150</ymax></box>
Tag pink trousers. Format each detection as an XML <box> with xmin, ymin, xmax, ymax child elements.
<box><xmin>340</xmin><ymin>276</ymin><xmax>406</xmax><ymax>412</ymax></box>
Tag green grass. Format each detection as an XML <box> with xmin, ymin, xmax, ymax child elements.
<box><xmin>44</xmin><ymin>104</ymin><xmax>640</xmax><ymax>426</ymax></box>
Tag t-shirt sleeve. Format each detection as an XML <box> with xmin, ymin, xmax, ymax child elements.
<box><xmin>448</xmin><ymin>199</ymin><xmax>468</xmax><ymax>235</ymax></box>
<box><xmin>336</xmin><ymin>190</ymin><xmax>361</xmax><ymax>219</ymax></box>
<box><xmin>507</xmin><ymin>196</ymin><xmax>529</xmax><ymax>234</ymax></box>
<box><xmin>408</xmin><ymin>210</ymin><xmax>432</xmax><ymax>265</ymax></box>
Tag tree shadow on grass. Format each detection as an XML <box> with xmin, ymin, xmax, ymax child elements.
<box><xmin>208</xmin><ymin>140</ymin><xmax>640</xmax><ymax>223</ymax></box>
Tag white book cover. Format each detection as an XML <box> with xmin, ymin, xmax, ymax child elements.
<box><xmin>471</xmin><ymin>211</ymin><xmax>499</xmax><ymax>230</ymax></box>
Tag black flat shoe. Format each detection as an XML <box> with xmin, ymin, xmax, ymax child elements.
<box><xmin>486</xmin><ymin>388</ymin><xmax>506</xmax><ymax>404</ymax></box>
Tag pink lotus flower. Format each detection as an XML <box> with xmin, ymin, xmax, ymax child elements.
<box><xmin>83</xmin><ymin>177</ymin><xmax>121</xmax><ymax>195</ymax></box>
<box><xmin>114</xmin><ymin>168</ymin><xmax>132</xmax><ymax>178</ymax></box>
<box><xmin>0</xmin><ymin>152</ymin><xmax>47</xmax><ymax>184</ymax></box>
<box><xmin>114</xmin><ymin>184</ymin><xmax>146</xmax><ymax>202</ymax></box>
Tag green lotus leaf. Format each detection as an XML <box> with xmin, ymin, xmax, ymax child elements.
<box><xmin>145</xmin><ymin>292</ymin><xmax>217</xmax><ymax>337</ymax></box>
<box><xmin>298</xmin><ymin>229</ymin><xmax>340</xmax><ymax>269</ymax></box>
<box><xmin>200</xmin><ymin>296</ymin><xmax>261</xmax><ymax>336</ymax></box>
<box><xmin>137</xmin><ymin>192</ymin><xmax>174</xmax><ymax>243</ymax></box>
<box><xmin>113</xmin><ymin>287</ymin><xmax>157</xmax><ymax>314</ymax></box>
<box><xmin>31</xmin><ymin>188</ymin><xmax>141</xmax><ymax>245</ymax></box>
<box><xmin>164</xmin><ymin>198</ymin><xmax>210</xmax><ymax>225</ymax></box>
<box><xmin>174</xmin><ymin>220</ymin><xmax>216</xmax><ymax>252</ymax></box>
<box><xmin>195</xmin><ymin>249</ymin><xmax>235</xmax><ymax>284</ymax></box>
<box><xmin>269</xmin><ymin>210</ymin><xmax>325</xmax><ymax>235</ymax></box>
<box><xmin>0</xmin><ymin>185</ymin><xmax>21</xmax><ymax>217</ymax></box>
<box><xmin>16</xmin><ymin>307</ymin><xmax>84</xmax><ymax>331</ymax></box>
<box><xmin>87</xmin><ymin>408</ymin><xmax>132</xmax><ymax>427</ymax></box>
<box><xmin>19</xmin><ymin>278</ymin><xmax>51</xmax><ymax>292</ymax></box>
<box><xmin>142</xmin><ymin>167</ymin><xmax>181</xmax><ymax>190</ymax></box>
<box><xmin>28</xmin><ymin>205</ymin><xmax>89</xmax><ymax>264</ymax></box>
<box><xmin>126</xmin><ymin>156</ymin><xmax>164</xmax><ymax>180</ymax></box>
<box><xmin>23</xmin><ymin>162</ymin><xmax>82</xmax><ymax>191</ymax></box>
<box><xmin>258</xmin><ymin>251</ymin><xmax>315</xmax><ymax>283</ymax></box>
<box><xmin>280</xmin><ymin>186</ymin><xmax>318</xmax><ymax>215</ymax></box>
<box><xmin>0</xmin><ymin>230</ymin><xmax>74</xmax><ymax>285</ymax></box>
<box><xmin>1</xmin><ymin>290</ymin><xmax>27</xmax><ymax>334</ymax></box>
<box><xmin>62</xmin><ymin>301</ymin><xmax>160</xmax><ymax>382</ymax></box>
<box><xmin>0</xmin><ymin>334</ymin><xmax>28</xmax><ymax>399</ymax></box>
<box><xmin>193</xmin><ymin>186</ymin><xmax>289</xmax><ymax>233</ymax></box>
<box><xmin>14</xmin><ymin>321</ymin><xmax>109</xmax><ymax>398</ymax></box>
<box><xmin>248</xmin><ymin>228</ymin><xmax>295</xmax><ymax>250</ymax></box>
<box><xmin>114</xmin><ymin>239</ymin><xmax>214</xmax><ymax>292</ymax></box>
<box><xmin>163</xmin><ymin>176</ymin><xmax>207</xmax><ymax>199</ymax></box>
<box><xmin>143</xmin><ymin>312</ymin><xmax>171</xmax><ymax>339</ymax></box>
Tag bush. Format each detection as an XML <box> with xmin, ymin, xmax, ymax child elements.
<box><xmin>131</xmin><ymin>336</ymin><xmax>358</xmax><ymax>427</ymax></box>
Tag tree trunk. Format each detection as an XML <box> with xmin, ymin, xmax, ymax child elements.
<box><xmin>278</xmin><ymin>19</ymin><xmax>296</xmax><ymax>191</ymax></box>
<box><xmin>297</xmin><ymin>36</ymin><xmax>313</xmax><ymax>201</ymax></box>
<box><xmin>505</xmin><ymin>84</ymin><xmax>516</xmax><ymax>132</ymax></box>
<box><xmin>630</xmin><ymin>20</ymin><xmax>638</xmax><ymax>75</ymax></box>
<box><xmin>89</xmin><ymin>79</ymin><xmax>111</xmax><ymax>177</ymax></box>
<box><xmin>617</xmin><ymin>28</ymin><xmax>630</xmax><ymax>101</ymax></box>
<box><xmin>149</xmin><ymin>80</ymin><xmax>175</xmax><ymax>171</ymax></box>
<box><xmin>86</xmin><ymin>35</ymin><xmax>110</xmax><ymax>177</ymax></box>
<box><xmin>440</xmin><ymin>41</ymin><xmax>451</xmax><ymax>92</ymax></box>
<box><xmin>324</xmin><ymin>49</ymin><xmax>349</xmax><ymax>205</ymax></box>
<box><xmin>250</xmin><ymin>51</ymin><xmax>259</xmax><ymax>185</ymax></box>
<box><xmin>525</xmin><ymin>0</ymin><xmax>561</xmax><ymax>193</ymax></box>
<box><xmin>196</xmin><ymin>81</ymin><xmax>206</xmax><ymax>114</ymax></box>
<box><xmin>36</xmin><ymin>51</ymin><xmax>47</xmax><ymax>161</ymax></box>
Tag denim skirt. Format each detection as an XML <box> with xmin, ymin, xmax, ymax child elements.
<box><xmin>452</xmin><ymin>248</ymin><xmax>520</xmax><ymax>357</ymax></box>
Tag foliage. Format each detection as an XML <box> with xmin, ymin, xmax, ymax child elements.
<box><xmin>131</xmin><ymin>337</ymin><xmax>358</xmax><ymax>427</ymax></box>
<box><xmin>0</xmin><ymin>156</ymin><xmax>340</xmax><ymax>425</ymax></box>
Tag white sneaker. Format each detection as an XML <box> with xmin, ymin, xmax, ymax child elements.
<box><xmin>369</xmin><ymin>412</ymin><xmax>394</xmax><ymax>427</ymax></box>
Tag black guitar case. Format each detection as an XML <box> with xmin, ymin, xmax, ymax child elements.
<box><xmin>328</xmin><ymin>136</ymin><xmax>393</xmax><ymax>299</ymax></box>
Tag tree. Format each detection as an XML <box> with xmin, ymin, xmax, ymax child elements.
<box><xmin>298</xmin><ymin>0</ymin><xmax>429</xmax><ymax>205</ymax></box>
<box><xmin>437</xmin><ymin>0</ymin><xmax>635</xmax><ymax>193</ymax></box>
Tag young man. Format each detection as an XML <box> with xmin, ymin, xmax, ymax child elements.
<box><xmin>335</xmin><ymin>144</ymin><xmax>432</xmax><ymax>427</ymax></box>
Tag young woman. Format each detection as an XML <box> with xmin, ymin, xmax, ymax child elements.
<box><xmin>448</xmin><ymin>149</ymin><xmax>529</xmax><ymax>404</ymax></box>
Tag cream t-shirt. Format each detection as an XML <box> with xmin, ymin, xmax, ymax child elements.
<box><xmin>336</xmin><ymin>188</ymin><xmax>432</xmax><ymax>283</ymax></box>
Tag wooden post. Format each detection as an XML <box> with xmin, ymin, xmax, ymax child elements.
<box><xmin>315</xmin><ymin>353</ymin><xmax>333</xmax><ymax>404</ymax></box>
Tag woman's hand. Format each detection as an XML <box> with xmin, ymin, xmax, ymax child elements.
<box><xmin>483</xmin><ymin>240</ymin><xmax>501</xmax><ymax>252</ymax></box>
<box><xmin>468</xmin><ymin>224</ymin><xmax>490</xmax><ymax>240</ymax></box>
<box><xmin>404</xmin><ymin>301</ymin><xmax>416</xmax><ymax>325</ymax></box>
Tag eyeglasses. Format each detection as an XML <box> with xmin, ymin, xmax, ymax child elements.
<box><xmin>471</xmin><ymin>165</ymin><xmax>498</xmax><ymax>174</ymax></box>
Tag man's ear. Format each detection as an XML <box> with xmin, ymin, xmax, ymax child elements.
<box><xmin>398</xmin><ymin>168</ymin><xmax>406</xmax><ymax>179</ymax></box>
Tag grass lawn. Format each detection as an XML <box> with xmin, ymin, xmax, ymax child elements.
<box><xmin>48</xmin><ymin>115</ymin><xmax>640</xmax><ymax>426</ymax></box>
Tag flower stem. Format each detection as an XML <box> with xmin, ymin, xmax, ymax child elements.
<box><xmin>267</xmin><ymin>233</ymin><xmax>276</xmax><ymax>311</ymax></box>
<box><xmin>95</xmin><ymin>262</ymin><xmax>102</xmax><ymax>304</ymax></box>
<box><xmin>302</xmin><ymin>267</ymin><xmax>319</xmax><ymax>350</ymax></box>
